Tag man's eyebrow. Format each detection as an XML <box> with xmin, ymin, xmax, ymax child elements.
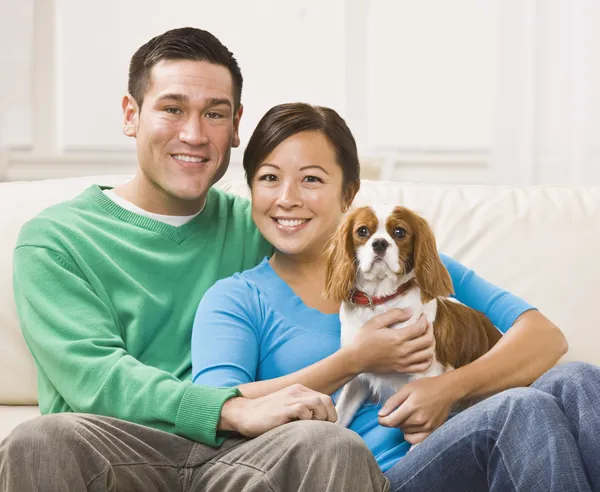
<box><xmin>155</xmin><ymin>95</ymin><xmax>232</xmax><ymax>109</ymax></box>
<box><xmin>299</xmin><ymin>165</ymin><xmax>329</xmax><ymax>174</ymax></box>
<box><xmin>208</xmin><ymin>98</ymin><xmax>232</xmax><ymax>109</ymax></box>
<box><xmin>156</xmin><ymin>93</ymin><xmax>189</xmax><ymax>103</ymax></box>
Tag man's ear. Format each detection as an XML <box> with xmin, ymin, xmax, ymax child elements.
<box><xmin>122</xmin><ymin>94</ymin><xmax>139</xmax><ymax>138</ymax></box>
<box><xmin>232</xmin><ymin>104</ymin><xmax>244</xmax><ymax>148</ymax></box>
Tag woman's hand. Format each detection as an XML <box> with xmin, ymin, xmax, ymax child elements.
<box><xmin>377</xmin><ymin>375</ymin><xmax>458</xmax><ymax>444</ymax></box>
<box><xmin>348</xmin><ymin>309</ymin><xmax>436</xmax><ymax>375</ymax></box>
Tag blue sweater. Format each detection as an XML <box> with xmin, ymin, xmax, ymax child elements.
<box><xmin>192</xmin><ymin>255</ymin><xmax>534</xmax><ymax>472</ymax></box>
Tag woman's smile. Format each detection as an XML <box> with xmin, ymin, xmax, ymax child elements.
<box><xmin>272</xmin><ymin>217</ymin><xmax>312</xmax><ymax>232</ymax></box>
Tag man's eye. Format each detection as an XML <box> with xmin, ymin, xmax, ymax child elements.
<box><xmin>206</xmin><ymin>112</ymin><xmax>224</xmax><ymax>119</ymax></box>
<box><xmin>165</xmin><ymin>107</ymin><xmax>182</xmax><ymax>114</ymax></box>
<box><xmin>357</xmin><ymin>226</ymin><xmax>370</xmax><ymax>238</ymax></box>
<box><xmin>394</xmin><ymin>227</ymin><xmax>406</xmax><ymax>238</ymax></box>
<box><xmin>303</xmin><ymin>176</ymin><xmax>322</xmax><ymax>183</ymax></box>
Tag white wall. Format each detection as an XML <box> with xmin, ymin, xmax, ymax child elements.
<box><xmin>1</xmin><ymin>0</ymin><xmax>599</xmax><ymax>185</ymax></box>
<box><xmin>0</xmin><ymin>0</ymin><xmax>33</xmax><ymax>150</ymax></box>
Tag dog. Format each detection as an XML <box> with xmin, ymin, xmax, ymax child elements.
<box><xmin>324</xmin><ymin>204</ymin><xmax>502</xmax><ymax>427</ymax></box>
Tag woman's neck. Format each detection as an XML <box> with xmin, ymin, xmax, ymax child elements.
<box><xmin>270</xmin><ymin>251</ymin><xmax>341</xmax><ymax>315</ymax></box>
<box><xmin>269</xmin><ymin>252</ymin><xmax>327</xmax><ymax>281</ymax></box>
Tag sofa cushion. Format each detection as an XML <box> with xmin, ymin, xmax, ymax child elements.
<box><xmin>223</xmin><ymin>180</ymin><xmax>600</xmax><ymax>367</ymax></box>
<box><xmin>0</xmin><ymin>176</ymin><xmax>130</xmax><ymax>405</ymax></box>
<box><xmin>1</xmin><ymin>176</ymin><xmax>599</xmax><ymax>407</ymax></box>
<box><xmin>0</xmin><ymin>405</ymin><xmax>40</xmax><ymax>441</ymax></box>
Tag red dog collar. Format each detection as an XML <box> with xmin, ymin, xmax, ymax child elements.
<box><xmin>349</xmin><ymin>279</ymin><xmax>415</xmax><ymax>308</ymax></box>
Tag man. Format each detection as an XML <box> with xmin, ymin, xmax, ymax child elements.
<box><xmin>0</xmin><ymin>27</ymin><xmax>391</xmax><ymax>491</ymax></box>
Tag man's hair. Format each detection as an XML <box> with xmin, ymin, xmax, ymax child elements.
<box><xmin>243</xmin><ymin>103</ymin><xmax>360</xmax><ymax>192</ymax></box>
<box><xmin>128</xmin><ymin>27</ymin><xmax>243</xmax><ymax>110</ymax></box>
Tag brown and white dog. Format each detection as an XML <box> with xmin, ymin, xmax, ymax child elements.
<box><xmin>324</xmin><ymin>204</ymin><xmax>501</xmax><ymax>427</ymax></box>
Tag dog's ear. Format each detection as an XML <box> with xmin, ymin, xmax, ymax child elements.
<box><xmin>324</xmin><ymin>211</ymin><xmax>357</xmax><ymax>302</ymax></box>
<box><xmin>409</xmin><ymin>211</ymin><xmax>454</xmax><ymax>303</ymax></box>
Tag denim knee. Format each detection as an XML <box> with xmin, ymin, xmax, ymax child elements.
<box><xmin>533</xmin><ymin>361</ymin><xmax>600</xmax><ymax>393</ymax></box>
<box><xmin>549</xmin><ymin>361</ymin><xmax>599</xmax><ymax>381</ymax></box>
<box><xmin>483</xmin><ymin>387</ymin><xmax>559</xmax><ymax>430</ymax></box>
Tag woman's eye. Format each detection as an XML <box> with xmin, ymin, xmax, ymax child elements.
<box><xmin>394</xmin><ymin>227</ymin><xmax>406</xmax><ymax>238</ymax></box>
<box><xmin>357</xmin><ymin>226</ymin><xmax>370</xmax><ymax>238</ymax></box>
<box><xmin>303</xmin><ymin>175</ymin><xmax>322</xmax><ymax>183</ymax></box>
<box><xmin>258</xmin><ymin>174</ymin><xmax>278</xmax><ymax>182</ymax></box>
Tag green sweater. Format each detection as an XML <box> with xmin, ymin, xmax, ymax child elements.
<box><xmin>13</xmin><ymin>185</ymin><xmax>272</xmax><ymax>446</ymax></box>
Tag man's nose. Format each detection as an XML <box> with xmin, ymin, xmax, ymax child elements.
<box><xmin>179</xmin><ymin>117</ymin><xmax>209</xmax><ymax>146</ymax></box>
<box><xmin>372</xmin><ymin>238</ymin><xmax>389</xmax><ymax>254</ymax></box>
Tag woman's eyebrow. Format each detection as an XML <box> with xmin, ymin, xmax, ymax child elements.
<box><xmin>300</xmin><ymin>165</ymin><xmax>329</xmax><ymax>174</ymax></box>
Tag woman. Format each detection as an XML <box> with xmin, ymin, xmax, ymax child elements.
<box><xmin>192</xmin><ymin>103</ymin><xmax>599</xmax><ymax>491</ymax></box>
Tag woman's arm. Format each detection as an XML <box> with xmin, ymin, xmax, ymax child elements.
<box><xmin>193</xmin><ymin>278</ymin><xmax>434</xmax><ymax>399</ymax></box>
<box><xmin>447</xmin><ymin>310</ymin><xmax>567</xmax><ymax>401</ymax></box>
<box><xmin>378</xmin><ymin>255</ymin><xmax>568</xmax><ymax>442</ymax></box>
<box><xmin>440</xmin><ymin>254</ymin><xmax>567</xmax><ymax>401</ymax></box>
<box><xmin>238</xmin><ymin>347</ymin><xmax>357</xmax><ymax>399</ymax></box>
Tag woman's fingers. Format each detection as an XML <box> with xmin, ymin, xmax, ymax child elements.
<box><xmin>401</xmin><ymin>324</ymin><xmax>435</xmax><ymax>352</ymax></box>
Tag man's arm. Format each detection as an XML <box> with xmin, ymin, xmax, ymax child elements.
<box><xmin>14</xmin><ymin>245</ymin><xmax>239</xmax><ymax>446</ymax></box>
<box><xmin>15</xmin><ymin>245</ymin><xmax>343</xmax><ymax>442</ymax></box>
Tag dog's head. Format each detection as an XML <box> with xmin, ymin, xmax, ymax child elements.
<box><xmin>324</xmin><ymin>205</ymin><xmax>454</xmax><ymax>303</ymax></box>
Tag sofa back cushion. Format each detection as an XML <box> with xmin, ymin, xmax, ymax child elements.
<box><xmin>0</xmin><ymin>176</ymin><xmax>129</xmax><ymax>404</ymax></box>
<box><xmin>1</xmin><ymin>177</ymin><xmax>599</xmax><ymax>405</ymax></box>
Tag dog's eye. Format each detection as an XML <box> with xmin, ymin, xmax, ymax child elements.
<box><xmin>393</xmin><ymin>227</ymin><xmax>406</xmax><ymax>239</ymax></box>
<box><xmin>357</xmin><ymin>226</ymin><xmax>370</xmax><ymax>238</ymax></box>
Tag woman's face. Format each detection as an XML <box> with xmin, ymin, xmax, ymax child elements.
<box><xmin>251</xmin><ymin>130</ymin><xmax>349</xmax><ymax>259</ymax></box>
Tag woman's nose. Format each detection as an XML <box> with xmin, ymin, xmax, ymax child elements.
<box><xmin>275</xmin><ymin>182</ymin><xmax>302</xmax><ymax>208</ymax></box>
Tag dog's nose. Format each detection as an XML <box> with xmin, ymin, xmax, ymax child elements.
<box><xmin>372</xmin><ymin>238</ymin><xmax>389</xmax><ymax>254</ymax></box>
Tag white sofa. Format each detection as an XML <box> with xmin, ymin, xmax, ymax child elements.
<box><xmin>2</xmin><ymin>175</ymin><xmax>600</xmax><ymax>441</ymax></box>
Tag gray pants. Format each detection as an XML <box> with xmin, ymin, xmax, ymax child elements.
<box><xmin>0</xmin><ymin>413</ymin><xmax>389</xmax><ymax>491</ymax></box>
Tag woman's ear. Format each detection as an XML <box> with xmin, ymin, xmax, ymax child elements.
<box><xmin>324</xmin><ymin>212</ymin><xmax>358</xmax><ymax>302</ymax></box>
<box><xmin>342</xmin><ymin>180</ymin><xmax>360</xmax><ymax>212</ymax></box>
<box><xmin>408</xmin><ymin>210</ymin><xmax>454</xmax><ymax>303</ymax></box>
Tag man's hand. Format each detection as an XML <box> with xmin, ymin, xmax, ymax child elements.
<box><xmin>218</xmin><ymin>384</ymin><xmax>336</xmax><ymax>437</ymax></box>
<box><xmin>349</xmin><ymin>310</ymin><xmax>436</xmax><ymax>375</ymax></box>
<box><xmin>377</xmin><ymin>375</ymin><xmax>458</xmax><ymax>444</ymax></box>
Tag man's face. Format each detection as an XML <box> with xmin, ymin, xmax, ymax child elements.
<box><xmin>122</xmin><ymin>59</ymin><xmax>242</xmax><ymax>215</ymax></box>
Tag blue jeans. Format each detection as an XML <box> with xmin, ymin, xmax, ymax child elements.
<box><xmin>384</xmin><ymin>362</ymin><xmax>599</xmax><ymax>491</ymax></box>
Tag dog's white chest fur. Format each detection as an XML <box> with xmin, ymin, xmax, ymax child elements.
<box><xmin>335</xmin><ymin>287</ymin><xmax>446</xmax><ymax>427</ymax></box>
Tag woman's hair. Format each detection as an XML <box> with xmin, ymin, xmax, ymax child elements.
<box><xmin>243</xmin><ymin>103</ymin><xmax>360</xmax><ymax>193</ymax></box>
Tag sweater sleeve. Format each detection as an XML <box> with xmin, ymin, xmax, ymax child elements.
<box><xmin>13</xmin><ymin>245</ymin><xmax>239</xmax><ymax>446</ymax></box>
<box><xmin>191</xmin><ymin>277</ymin><xmax>260</xmax><ymax>388</ymax></box>
<box><xmin>440</xmin><ymin>253</ymin><xmax>537</xmax><ymax>333</ymax></box>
